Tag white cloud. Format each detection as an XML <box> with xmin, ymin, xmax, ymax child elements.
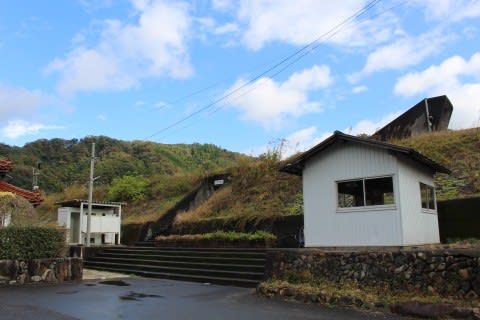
<box><xmin>251</xmin><ymin>110</ymin><xmax>403</xmax><ymax>158</ymax></box>
<box><xmin>0</xmin><ymin>85</ymin><xmax>45</xmax><ymax>122</ymax></box>
<box><xmin>214</xmin><ymin>23</ymin><xmax>239</xmax><ymax>35</ymax></box>
<box><xmin>134</xmin><ymin>100</ymin><xmax>146</xmax><ymax>107</ymax></box>
<box><xmin>346</xmin><ymin>111</ymin><xmax>402</xmax><ymax>136</ymax></box>
<box><xmin>282</xmin><ymin>126</ymin><xmax>330</xmax><ymax>158</ymax></box>
<box><xmin>394</xmin><ymin>52</ymin><xmax>480</xmax><ymax>129</ymax></box>
<box><xmin>350</xmin><ymin>29</ymin><xmax>452</xmax><ymax>81</ymax></box>
<box><xmin>211</xmin><ymin>0</ymin><xmax>234</xmax><ymax>11</ymax></box>
<box><xmin>224</xmin><ymin>65</ymin><xmax>332</xmax><ymax>129</ymax></box>
<box><xmin>415</xmin><ymin>0</ymin><xmax>480</xmax><ymax>22</ymax></box>
<box><xmin>96</xmin><ymin>114</ymin><xmax>107</xmax><ymax>121</ymax></box>
<box><xmin>352</xmin><ymin>85</ymin><xmax>368</xmax><ymax>94</ymax></box>
<box><xmin>46</xmin><ymin>0</ymin><xmax>193</xmax><ymax>95</ymax></box>
<box><xmin>154</xmin><ymin>101</ymin><xmax>169</xmax><ymax>109</ymax></box>
<box><xmin>232</xmin><ymin>0</ymin><xmax>399</xmax><ymax>50</ymax></box>
<box><xmin>1</xmin><ymin>120</ymin><xmax>64</xmax><ymax>139</ymax></box>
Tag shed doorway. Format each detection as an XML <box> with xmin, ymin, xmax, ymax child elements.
<box><xmin>70</xmin><ymin>212</ymin><xmax>80</xmax><ymax>243</ymax></box>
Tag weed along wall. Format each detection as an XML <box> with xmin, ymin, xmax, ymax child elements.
<box><xmin>266</xmin><ymin>248</ymin><xmax>480</xmax><ymax>299</ymax></box>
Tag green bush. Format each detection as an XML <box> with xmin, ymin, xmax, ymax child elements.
<box><xmin>0</xmin><ymin>226</ymin><xmax>65</xmax><ymax>260</ymax></box>
<box><xmin>108</xmin><ymin>175</ymin><xmax>148</xmax><ymax>202</ymax></box>
<box><xmin>203</xmin><ymin>231</ymin><xmax>276</xmax><ymax>242</ymax></box>
<box><xmin>156</xmin><ymin>231</ymin><xmax>277</xmax><ymax>242</ymax></box>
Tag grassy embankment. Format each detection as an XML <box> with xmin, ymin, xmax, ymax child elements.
<box><xmin>26</xmin><ymin>128</ymin><xmax>480</xmax><ymax>229</ymax></box>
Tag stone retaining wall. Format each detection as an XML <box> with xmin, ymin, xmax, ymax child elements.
<box><xmin>0</xmin><ymin>258</ymin><xmax>83</xmax><ymax>285</ymax></box>
<box><xmin>266</xmin><ymin>248</ymin><xmax>480</xmax><ymax>299</ymax></box>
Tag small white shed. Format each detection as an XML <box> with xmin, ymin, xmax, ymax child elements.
<box><xmin>57</xmin><ymin>199</ymin><xmax>124</xmax><ymax>245</ymax></box>
<box><xmin>282</xmin><ymin>131</ymin><xmax>450</xmax><ymax>247</ymax></box>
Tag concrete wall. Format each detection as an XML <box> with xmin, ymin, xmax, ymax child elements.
<box><xmin>397</xmin><ymin>158</ymin><xmax>440</xmax><ymax>245</ymax></box>
<box><xmin>302</xmin><ymin>143</ymin><xmax>403</xmax><ymax>246</ymax></box>
<box><xmin>0</xmin><ymin>258</ymin><xmax>83</xmax><ymax>286</ymax></box>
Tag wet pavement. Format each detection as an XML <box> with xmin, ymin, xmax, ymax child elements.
<box><xmin>0</xmin><ymin>278</ymin><xmax>406</xmax><ymax>320</ymax></box>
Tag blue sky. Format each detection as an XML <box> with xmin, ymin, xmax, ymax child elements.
<box><xmin>1</xmin><ymin>0</ymin><xmax>480</xmax><ymax>156</ymax></box>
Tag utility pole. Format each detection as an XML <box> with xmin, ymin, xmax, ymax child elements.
<box><xmin>32</xmin><ymin>161</ymin><xmax>41</xmax><ymax>191</ymax></box>
<box><xmin>86</xmin><ymin>143</ymin><xmax>95</xmax><ymax>247</ymax></box>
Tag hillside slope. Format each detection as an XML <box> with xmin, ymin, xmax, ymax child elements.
<box><xmin>395</xmin><ymin>128</ymin><xmax>480</xmax><ymax>200</ymax></box>
<box><xmin>171</xmin><ymin>128</ymin><xmax>480</xmax><ymax>231</ymax></box>
<box><xmin>9</xmin><ymin>128</ymin><xmax>479</xmax><ymax>229</ymax></box>
<box><xmin>0</xmin><ymin>136</ymin><xmax>241</xmax><ymax>193</ymax></box>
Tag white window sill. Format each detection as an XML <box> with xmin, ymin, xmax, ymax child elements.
<box><xmin>336</xmin><ymin>204</ymin><xmax>397</xmax><ymax>213</ymax></box>
<box><xmin>421</xmin><ymin>208</ymin><xmax>437</xmax><ymax>214</ymax></box>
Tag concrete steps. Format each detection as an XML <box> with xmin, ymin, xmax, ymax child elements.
<box><xmin>84</xmin><ymin>245</ymin><xmax>266</xmax><ymax>287</ymax></box>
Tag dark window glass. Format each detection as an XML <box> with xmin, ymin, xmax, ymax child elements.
<box><xmin>420</xmin><ymin>183</ymin><xmax>436</xmax><ymax>210</ymax></box>
<box><xmin>338</xmin><ymin>180</ymin><xmax>364</xmax><ymax>207</ymax></box>
<box><xmin>365</xmin><ymin>177</ymin><xmax>394</xmax><ymax>206</ymax></box>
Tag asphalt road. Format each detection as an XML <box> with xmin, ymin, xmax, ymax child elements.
<box><xmin>0</xmin><ymin>278</ymin><xmax>406</xmax><ymax>320</ymax></box>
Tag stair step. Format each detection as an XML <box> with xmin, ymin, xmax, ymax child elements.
<box><xmin>97</xmin><ymin>252</ymin><xmax>265</xmax><ymax>264</ymax></box>
<box><xmin>85</xmin><ymin>265</ymin><xmax>259</xmax><ymax>287</ymax></box>
<box><xmin>133</xmin><ymin>243</ymin><xmax>266</xmax><ymax>252</ymax></box>
<box><xmin>89</xmin><ymin>256</ymin><xmax>265</xmax><ymax>271</ymax></box>
<box><xmin>85</xmin><ymin>261</ymin><xmax>264</xmax><ymax>280</ymax></box>
<box><xmin>101</xmin><ymin>248</ymin><xmax>265</xmax><ymax>258</ymax></box>
<box><xmin>85</xmin><ymin>246</ymin><xmax>266</xmax><ymax>287</ymax></box>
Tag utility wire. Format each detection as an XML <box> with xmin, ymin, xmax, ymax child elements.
<box><xmin>143</xmin><ymin>0</ymin><xmax>382</xmax><ymax>140</ymax></box>
<box><xmin>208</xmin><ymin>0</ymin><xmax>410</xmax><ymax>117</ymax></box>
<box><xmin>156</xmin><ymin>0</ymin><xmax>410</xmax><ymax>142</ymax></box>
<box><xmin>152</xmin><ymin>0</ymin><xmax>410</xmax><ymax>141</ymax></box>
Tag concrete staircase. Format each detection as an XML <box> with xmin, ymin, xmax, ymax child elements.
<box><xmin>84</xmin><ymin>244</ymin><xmax>266</xmax><ymax>287</ymax></box>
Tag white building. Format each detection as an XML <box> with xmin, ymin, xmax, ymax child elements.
<box><xmin>57</xmin><ymin>199</ymin><xmax>124</xmax><ymax>245</ymax></box>
<box><xmin>282</xmin><ymin>131</ymin><xmax>450</xmax><ymax>247</ymax></box>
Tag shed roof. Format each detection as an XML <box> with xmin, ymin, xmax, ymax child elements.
<box><xmin>281</xmin><ymin>131</ymin><xmax>450</xmax><ymax>176</ymax></box>
<box><xmin>55</xmin><ymin>199</ymin><xmax>126</xmax><ymax>209</ymax></box>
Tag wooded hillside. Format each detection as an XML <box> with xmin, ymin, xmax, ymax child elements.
<box><xmin>0</xmin><ymin>136</ymin><xmax>242</xmax><ymax>193</ymax></box>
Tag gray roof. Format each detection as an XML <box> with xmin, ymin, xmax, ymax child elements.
<box><xmin>281</xmin><ymin>131</ymin><xmax>450</xmax><ymax>176</ymax></box>
<box><xmin>55</xmin><ymin>199</ymin><xmax>126</xmax><ymax>209</ymax></box>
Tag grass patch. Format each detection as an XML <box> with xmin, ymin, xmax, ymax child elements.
<box><xmin>155</xmin><ymin>231</ymin><xmax>276</xmax><ymax>242</ymax></box>
<box><xmin>261</xmin><ymin>277</ymin><xmax>479</xmax><ymax>309</ymax></box>
<box><xmin>394</xmin><ymin>128</ymin><xmax>480</xmax><ymax>200</ymax></box>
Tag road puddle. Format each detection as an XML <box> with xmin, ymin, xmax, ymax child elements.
<box><xmin>119</xmin><ymin>291</ymin><xmax>164</xmax><ymax>301</ymax></box>
<box><xmin>56</xmin><ymin>290</ymin><xmax>79</xmax><ymax>295</ymax></box>
<box><xmin>99</xmin><ymin>280</ymin><xmax>131</xmax><ymax>286</ymax></box>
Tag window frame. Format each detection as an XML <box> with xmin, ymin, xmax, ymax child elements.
<box><xmin>419</xmin><ymin>182</ymin><xmax>437</xmax><ymax>214</ymax></box>
<box><xmin>336</xmin><ymin>175</ymin><xmax>396</xmax><ymax>213</ymax></box>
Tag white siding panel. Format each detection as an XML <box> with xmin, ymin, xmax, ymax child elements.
<box><xmin>303</xmin><ymin>143</ymin><xmax>403</xmax><ymax>246</ymax></box>
<box><xmin>398</xmin><ymin>159</ymin><xmax>440</xmax><ymax>245</ymax></box>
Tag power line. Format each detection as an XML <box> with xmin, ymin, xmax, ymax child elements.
<box><xmin>152</xmin><ymin>0</ymin><xmax>410</xmax><ymax>141</ymax></box>
<box><xmin>143</xmin><ymin>0</ymin><xmax>382</xmax><ymax>140</ymax></box>
<box><xmin>208</xmin><ymin>0</ymin><xmax>410</xmax><ymax>117</ymax></box>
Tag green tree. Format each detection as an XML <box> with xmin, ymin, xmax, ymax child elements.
<box><xmin>107</xmin><ymin>175</ymin><xmax>148</xmax><ymax>202</ymax></box>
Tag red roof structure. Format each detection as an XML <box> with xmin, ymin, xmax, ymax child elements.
<box><xmin>0</xmin><ymin>159</ymin><xmax>13</xmax><ymax>173</ymax></box>
<box><xmin>0</xmin><ymin>159</ymin><xmax>43</xmax><ymax>206</ymax></box>
<box><xmin>0</xmin><ymin>181</ymin><xmax>43</xmax><ymax>206</ymax></box>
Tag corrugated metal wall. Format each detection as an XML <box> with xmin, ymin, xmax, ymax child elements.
<box><xmin>302</xmin><ymin>143</ymin><xmax>403</xmax><ymax>246</ymax></box>
<box><xmin>397</xmin><ymin>159</ymin><xmax>440</xmax><ymax>245</ymax></box>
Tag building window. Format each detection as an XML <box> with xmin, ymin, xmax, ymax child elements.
<box><xmin>420</xmin><ymin>183</ymin><xmax>436</xmax><ymax>210</ymax></box>
<box><xmin>338</xmin><ymin>180</ymin><xmax>364</xmax><ymax>207</ymax></box>
<box><xmin>338</xmin><ymin>176</ymin><xmax>394</xmax><ymax>208</ymax></box>
<box><xmin>365</xmin><ymin>177</ymin><xmax>394</xmax><ymax>206</ymax></box>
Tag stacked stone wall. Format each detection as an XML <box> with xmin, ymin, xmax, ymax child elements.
<box><xmin>0</xmin><ymin>257</ymin><xmax>82</xmax><ymax>285</ymax></box>
<box><xmin>267</xmin><ymin>248</ymin><xmax>480</xmax><ymax>299</ymax></box>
